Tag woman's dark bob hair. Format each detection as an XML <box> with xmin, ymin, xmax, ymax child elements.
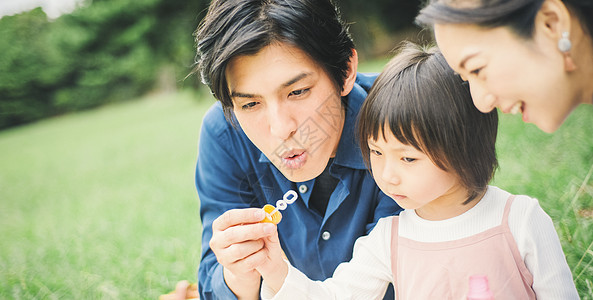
<box><xmin>357</xmin><ymin>43</ymin><xmax>499</xmax><ymax>203</ymax></box>
<box><xmin>194</xmin><ymin>0</ymin><xmax>355</xmax><ymax>120</ymax></box>
<box><xmin>416</xmin><ymin>0</ymin><xmax>593</xmax><ymax>40</ymax></box>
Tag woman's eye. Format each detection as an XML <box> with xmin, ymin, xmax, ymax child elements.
<box><xmin>402</xmin><ymin>157</ymin><xmax>416</xmax><ymax>163</ymax></box>
<box><xmin>289</xmin><ymin>88</ymin><xmax>310</xmax><ymax>97</ymax></box>
<box><xmin>470</xmin><ymin>68</ymin><xmax>482</xmax><ymax>76</ymax></box>
<box><xmin>241</xmin><ymin>102</ymin><xmax>258</xmax><ymax>110</ymax></box>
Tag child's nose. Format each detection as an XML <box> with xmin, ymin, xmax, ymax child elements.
<box><xmin>381</xmin><ymin>166</ymin><xmax>400</xmax><ymax>185</ymax></box>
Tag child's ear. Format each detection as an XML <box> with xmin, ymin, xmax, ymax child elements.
<box><xmin>340</xmin><ymin>49</ymin><xmax>359</xmax><ymax>97</ymax></box>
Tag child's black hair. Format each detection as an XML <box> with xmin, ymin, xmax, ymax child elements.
<box><xmin>357</xmin><ymin>42</ymin><xmax>498</xmax><ymax>203</ymax></box>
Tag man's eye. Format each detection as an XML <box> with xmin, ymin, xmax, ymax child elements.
<box><xmin>289</xmin><ymin>88</ymin><xmax>309</xmax><ymax>97</ymax></box>
<box><xmin>241</xmin><ymin>102</ymin><xmax>258</xmax><ymax>110</ymax></box>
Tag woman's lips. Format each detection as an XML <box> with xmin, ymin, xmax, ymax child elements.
<box><xmin>281</xmin><ymin>150</ymin><xmax>307</xmax><ymax>169</ymax></box>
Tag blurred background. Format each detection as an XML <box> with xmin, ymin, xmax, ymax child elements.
<box><xmin>0</xmin><ymin>0</ymin><xmax>424</xmax><ymax>130</ymax></box>
<box><xmin>0</xmin><ymin>0</ymin><xmax>591</xmax><ymax>299</ymax></box>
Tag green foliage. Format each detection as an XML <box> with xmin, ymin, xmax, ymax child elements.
<box><xmin>336</xmin><ymin>0</ymin><xmax>425</xmax><ymax>57</ymax></box>
<box><xmin>0</xmin><ymin>0</ymin><xmax>426</xmax><ymax>129</ymax></box>
<box><xmin>492</xmin><ymin>105</ymin><xmax>593</xmax><ymax>298</ymax></box>
<box><xmin>0</xmin><ymin>0</ymin><xmax>207</xmax><ymax>129</ymax></box>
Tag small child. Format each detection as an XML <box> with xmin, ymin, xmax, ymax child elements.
<box><xmin>255</xmin><ymin>43</ymin><xmax>579</xmax><ymax>299</ymax></box>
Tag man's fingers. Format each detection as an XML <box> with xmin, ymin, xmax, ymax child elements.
<box><xmin>228</xmin><ymin>246</ymin><xmax>271</xmax><ymax>272</ymax></box>
<box><xmin>210</xmin><ymin>222</ymin><xmax>276</xmax><ymax>252</ymax></box>
<box><xmin>222</xmin><ymin>239</ymin><xmax>265</xmax><ymax>264</ymax></box>
<box><xmin>212</xmin><ymin>208</ymin><xmax>265</xmax><ymax>231</ymax></box>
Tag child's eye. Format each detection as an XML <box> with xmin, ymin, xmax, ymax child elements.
<box><xmin>370</xmin><ymin>149</ymin><xmax>382</xmax><ymax>156</ymax></box>
<box><xmin>289</xmin><ymin>88</ymin><xmax>310</xmax><ymax>97</ymax></box>
<box><xmin>241</xmin><ymin>101</ymin><xmax>259</xmax><ymax>110</ymax></box>
<box><xmin>402</xmin><ymin>157</ymin><xmax>416</xmax><ymax>163</ymax></box>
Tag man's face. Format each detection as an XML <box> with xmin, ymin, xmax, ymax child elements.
<box><xmin>225</xmin><ymin>42</ymin><xmax>350</xmax><ymax>182</ymax></box>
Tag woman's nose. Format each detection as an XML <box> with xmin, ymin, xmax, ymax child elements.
<box><xmin>469</xmin><ymin>82</ymin><xmax>496</xmax><ymax>113</ymax></box>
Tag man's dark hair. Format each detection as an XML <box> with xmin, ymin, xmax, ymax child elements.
<box><xmin>194</xmin><ymin>0</ymin><xmax>355</xmax><ymax>120</ymax></box>
<box><xmin>357</xmin><ymin>43</ymin><xmax>499</xmax><ymax>204</ymax></box>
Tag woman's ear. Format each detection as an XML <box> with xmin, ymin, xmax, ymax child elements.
<box><xmin>340</xmin><ymin>49</ymin><xmax>359</xmax><ymax>97</ymax></box>
<box><xmin>536</xmin><ymin>0</ymin><xmax>571</xmax><ymax>39</ymax></box>
<box><xmin>536</xmin><ymin>0</ymin><xmax>577</xmax><ymax>71</ymax></box>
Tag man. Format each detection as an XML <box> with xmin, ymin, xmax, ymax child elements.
<box><xmin>189</xmin><ymin>0</ymin><xmax>401</xmax><ymax>299</ymax></box>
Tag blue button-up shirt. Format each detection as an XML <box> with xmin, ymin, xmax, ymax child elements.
<box><xmin>196</xmin><ymin>73</ymin><xmax>402</xmax><ymax>299</ymax></box>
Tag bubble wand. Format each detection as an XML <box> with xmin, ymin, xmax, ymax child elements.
<box><xmin>260</xmin><ymin>190</ymin><xmax>298</xmax><ymax>224</ymax></box>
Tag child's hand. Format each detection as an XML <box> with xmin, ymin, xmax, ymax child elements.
<box><xmin>255</xmin><ymin>226</ymin><xmax>289</xmax><ymax>294</ymax></box>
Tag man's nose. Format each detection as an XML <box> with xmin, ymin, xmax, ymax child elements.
<box><xmin>268</xmin><ymin>103</ymin><xmax>298</xmax><ymax>140</ymax></box>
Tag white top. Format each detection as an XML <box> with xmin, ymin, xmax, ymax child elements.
<box><xmin>261</xmin><ymin>186</ymin><xmax>579</xmax><ymax>299</ymax></box>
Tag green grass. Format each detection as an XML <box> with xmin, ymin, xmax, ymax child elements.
<box><xmin>492</xmin><ymin>105</ymin><xmax>593</xmax><ymax>298</ymax></box>
<box><xmin>1</xmin><ymin>79</ymin><xmax>592</xmax><ymax>298</ymax></box>
<box><xmin>0</xmin><ymin>91</ymin><xmax>209</xmax><ymax>299</ymax></box>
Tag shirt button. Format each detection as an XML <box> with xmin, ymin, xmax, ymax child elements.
<box><xmin>298</xmin><ymin>184</ymin><xmax>308</xmax><ymax>193</ymax></box>
<box><xmin>321</xmin><ymin>231</ymin><xmax>331</xmax><ymax>240</ymax></box>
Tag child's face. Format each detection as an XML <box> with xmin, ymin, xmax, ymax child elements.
<box><xmin>368</xmin><ymin>129</ymin><xmax>467</xmax><ymax>217</ymax></box>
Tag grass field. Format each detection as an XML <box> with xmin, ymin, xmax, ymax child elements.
<box><xmin>1</xmin><ymin>83</ymin><xmax>592</xmax><ymax>298</ymax></box>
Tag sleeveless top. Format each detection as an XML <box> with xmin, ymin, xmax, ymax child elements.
<box><xmin>390</xmin><ymin>195</ymin><xmax>536</xmax><ymax>299</ymax></box>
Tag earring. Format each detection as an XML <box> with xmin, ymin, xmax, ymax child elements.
<box><xmin>558</xmin><ymin>31</ymin><xmax>572</xmax><ymax>53</ymax></box>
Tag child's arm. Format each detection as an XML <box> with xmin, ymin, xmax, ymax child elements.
<box><xmin>510</xmin><ymin>196</ymin><xmax>579</xmax><ymax>299</ymax></box>
<box><xmin>258</xmin><ymin>217</ymin><xmax>394</xmax><ymax>300</ymax></box>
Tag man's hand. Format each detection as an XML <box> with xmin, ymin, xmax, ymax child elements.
<box><xmin>159</xmin><ymin>280</ymin><xmax>199</xmax><ymax>300</ymax></box>
<box><xmin>256</xmin><ymin>228</ymin><xmax>289</xmax><ymax>295</ymax></box>
<box><xmin>210</xmin><ymin>208</ymin><xmax>277</xmax><ymax>299</ymax></box>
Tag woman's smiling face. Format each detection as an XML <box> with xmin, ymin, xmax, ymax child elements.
<box><xmin>434</xmin><ymin>23</ymin><xmax>581</xmax><ymax>133</ymax></box>
<box><xmin>225</xmin><ymin>42</ymin><xmax>355</xmax><ymax>182</ymax></box>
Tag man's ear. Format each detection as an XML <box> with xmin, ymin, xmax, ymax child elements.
<box><xmin>340</xmin><ymin>49</ymin><xmax>359</xmax><ymax>97</ymax></box>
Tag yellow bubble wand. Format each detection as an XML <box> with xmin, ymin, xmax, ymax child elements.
<box><xmin>260</xmin><ymin>190</ymin><xmax>298</xmax><ymax>224</ymax></box>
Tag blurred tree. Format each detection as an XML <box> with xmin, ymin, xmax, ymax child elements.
<box><xmin>0</xmin><ymin>0</ymin><xmax>207</xmax><ymax>129</ymax></box>
<box><xmin>337</xmin><ymin>0</ymin><xmax>425</xmax><ymax>58</ymax></box>
<box><xmin>0</xmin><ymin>0</ymin><xmax>423</xmax><ymax>129</ymax></box>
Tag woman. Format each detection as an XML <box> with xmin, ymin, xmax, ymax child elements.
<box><xmin>416</xmin><ymin>0</ymin><xmax>593</xmax><ymax>133</ymax></box>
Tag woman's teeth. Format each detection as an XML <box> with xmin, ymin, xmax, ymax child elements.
<box><xmin>510</xmin><ymin>102</ymin><xmax>522</xmax><ymax>115</ymax></box>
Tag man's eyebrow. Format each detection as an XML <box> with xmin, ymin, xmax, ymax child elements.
<box><xmin>230</xmin><ymin>91</ymin><xmax>258</xmax><ymax>98</ymax></box>
<box><xmin>230</xmin><ymin>72</ymin><xmax>313</xmax><ymax>98</ymax></box>
<box><xmin>281</xmin><ymin>72</ymin><xmax>311</xmax><ymax>88</ymax></box>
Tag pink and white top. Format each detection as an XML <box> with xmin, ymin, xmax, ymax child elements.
<box><xmin>261</xmin><ymin>186</ymin><xmax>579</xmax><ymax>299</ymax></box>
